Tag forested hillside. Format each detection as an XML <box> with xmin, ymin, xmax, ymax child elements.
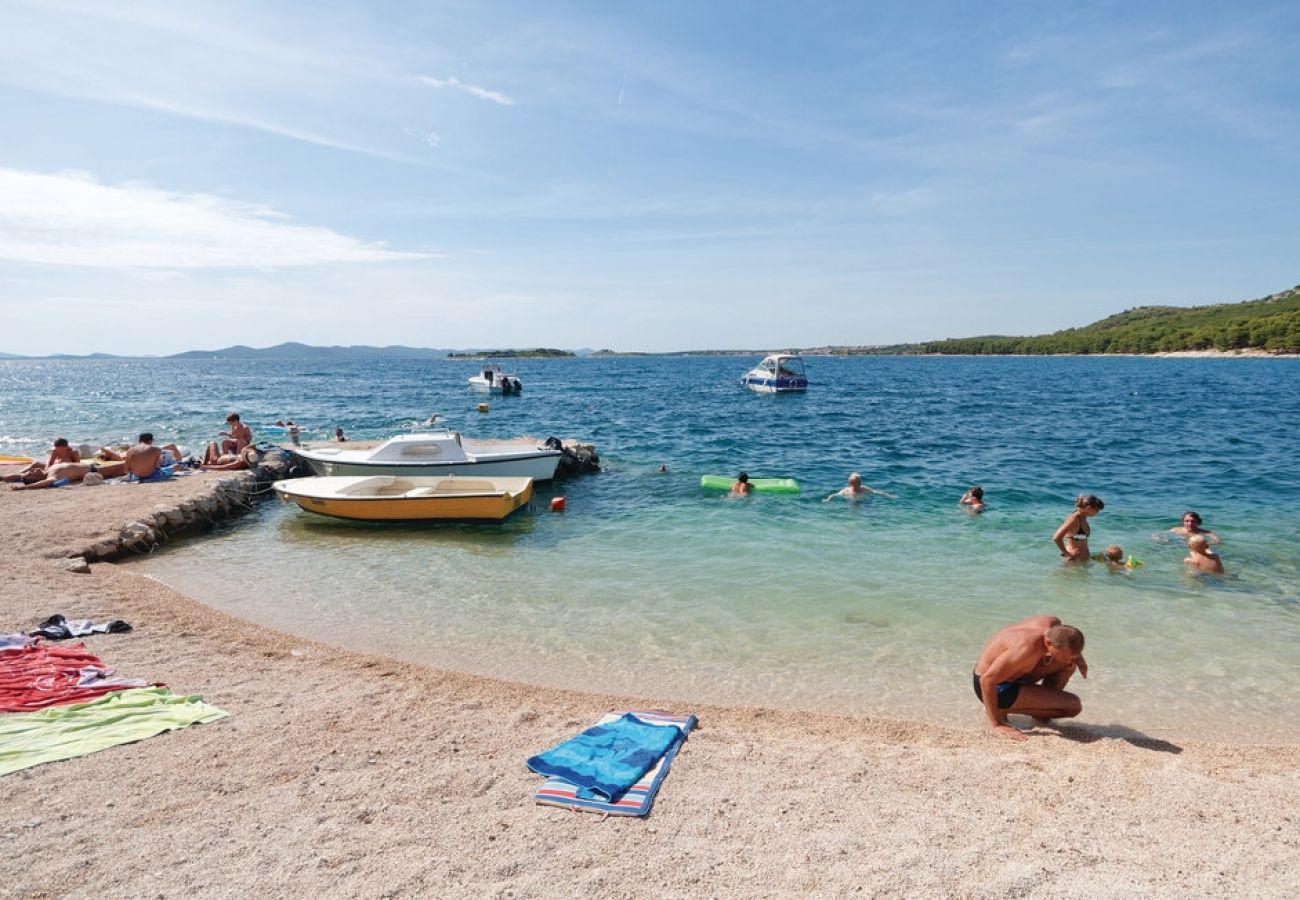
<box><xmin>866</xmin><ymin>285</ymin><xmax>1300</xmax><ymax>355</ymax></box>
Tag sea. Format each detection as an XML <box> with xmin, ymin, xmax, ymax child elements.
<box><xmin>3</xmin><ymin>355</ymin><xmax>1298</xmax><ymax>743</ymax></box>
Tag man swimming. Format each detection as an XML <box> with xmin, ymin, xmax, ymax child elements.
<box><xmin>972</xmin><ymin>614</ymin><xmax>1087</xmax><ymax>742</ymax></box>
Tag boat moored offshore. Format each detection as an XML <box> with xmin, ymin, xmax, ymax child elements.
<box><xmin>740</xmin><ymin>354</ymin><xmax>809</xmax><ymax>393</ymax></box>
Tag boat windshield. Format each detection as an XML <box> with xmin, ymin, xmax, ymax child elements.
<box><xmin>774</xmin><ymin>356</ymin><xmax>805</xmax><ymax>377</ymax></box>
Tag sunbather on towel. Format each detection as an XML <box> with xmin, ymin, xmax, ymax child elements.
<box><xmin>200</xmin><ymin>443</ymin><xmax>260</xmax><ymax>471</ymax></box>
<box><xmin>124</xmin><ymin>432</ymin><xmax>184</xmax><ymax>483</ymax></box>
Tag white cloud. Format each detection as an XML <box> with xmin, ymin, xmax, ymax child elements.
<box><xmin>418</xmin><ymin>75</ymin><xmax>515</xmax><ymax>106</ymax></box>
<box><xmin>0</xmin><ymin>167</ymin><xmax>432</xmax><ymax>269</ymax></box>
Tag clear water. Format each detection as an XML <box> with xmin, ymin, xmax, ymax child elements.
<box><xmin>3</xmin><ymin>356</ymin><xmax>1298</xmax><ymax>742</ymax></box>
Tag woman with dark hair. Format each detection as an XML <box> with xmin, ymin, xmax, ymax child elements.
<box><xmin>1053</xmin><ymin>495</ymin><xmax>1104</xmax><ymax>563</ymax></box>
<box><xmin>1170</xmin><ymin>511</ymin><xmax>1220</xmax><ymax>544</ymax></box>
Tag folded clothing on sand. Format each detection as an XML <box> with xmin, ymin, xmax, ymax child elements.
<box><xmin>527</xmin><ymin>711</ymin><xmax>691</xmax><ymax>803</ymax></box>
<box><xmin>0</xmin><ymin>686</ymin><xmax>227</xmax><ymax>776</ymax></box>
<box><xmin>29</xmin><ymin>614</ymin><xmax>132</xmax><ymax>641</ymax></box>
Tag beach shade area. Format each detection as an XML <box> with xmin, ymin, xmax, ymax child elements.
<box><xmin>0</xmin><ymin>637</ymin><xmax>227</xmax><ymax>776</ymax></box>
<box><xmin>528</xmin><ymin>710</ymin><xmax>697</xmax><ymax>816</ymax></box>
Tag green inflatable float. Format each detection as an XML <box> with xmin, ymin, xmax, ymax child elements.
<box><xmin>700</xmin><ymin>475</ymin><xmax>800</xmax><ymax>494</ymax></box>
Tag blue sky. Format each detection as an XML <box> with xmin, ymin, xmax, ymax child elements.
<box><xmin>1</xmin><ymin>0</ymin><xmax>1297</xmax><ymax>356</ymax></box>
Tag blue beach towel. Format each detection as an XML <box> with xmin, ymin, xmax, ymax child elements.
<box><xmin>527</xmin><ymin>712</ymin><xmax>682</xmax><ymax>801</ymax></box>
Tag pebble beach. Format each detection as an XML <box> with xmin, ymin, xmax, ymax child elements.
<box><xmin>3</xmin><ymin>465</ymin><xmax>1298</xmax><ymax>898</ymax></box>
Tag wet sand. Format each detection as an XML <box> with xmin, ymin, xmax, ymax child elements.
<box><xmin>3</xmin><ymin>469</ymin><xmax>1298</xmax><ymax>898</ymax></box>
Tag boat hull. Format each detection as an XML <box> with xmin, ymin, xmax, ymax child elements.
<box><xmin>741</xmin><ymin>375</ymin><xmax>808</xmax><ymax>393</ymax></box>
<box><xmin>297</xmin><ymin>453</ymin><xmax>560</xmax><ymax>481</ymax></box>
<box><xmin>273</xmin><ymin>475</ymin><xmax>534</xmax><ymax>522</ymax></box>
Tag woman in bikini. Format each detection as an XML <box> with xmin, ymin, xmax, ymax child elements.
<box><xmin>1053</xmin><ymin>494</ymin><xmax>1104</xmax><ymax>563</ymax></box>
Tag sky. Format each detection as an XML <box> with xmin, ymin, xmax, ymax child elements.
<box><xmin>0</xmin><ymin>0</ymin><xmax>1297</xmax><ymax>356</ymax></box>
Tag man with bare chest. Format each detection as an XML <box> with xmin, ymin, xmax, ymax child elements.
<box><xmin>973</xmin><ymin>614</ymin><xmax>1087</xmax><ymax>741</ymax></box>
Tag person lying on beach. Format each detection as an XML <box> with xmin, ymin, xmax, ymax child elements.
<box><xmin>1053</xmin><ymin>494</ymin><xmax>1103</xmax><ymax>563</ymax></box>
<box><xmin>10</xmin><ymin>458</ymin><xmax>127</xmax><ymax>490</ymax></box>
<box><xmin>959</xmin><ymin>485</ymin><xmax>985</xmax><ymax>512</ymax></box>
<box><xmin>973</xmin><ymin>614</ymin><xmax>1087</xmax><ymax>742</ymax></box>
<box><xmin>731</xmin><ymin>472</ymin><xmax>753</xmax><ymax>496</ymax></box>
<box><xmin>1170</xmin><ymin>511</ymin><xmax>1220</xmax><ymax>544</ymax></box>
<box><xmin>220</xmin><ymin>413</ymin><xmax>253</xmax><ymax>455</ymax></box>
<box><xmin>3</xmin><ymin>438</ymin><xmax>80</xmax><ymax>483</ymax></box>
<box><xmin>825</xmin><ymin>472</ymin><xmax>895</xmax><ymax>501</ymax></box>
<box><xmin>200</xmin><ymin>443</ymin><xmax>260</xmax><ymax>471</ymax></box>
<box><xmin>1185</xmin><ymin>534</ymin><xmax>1225</xmax><ymax>574</ymax></box>
<box><xmin>124</xmin><ymin>433</ymin><xmax>185</xmax><ymax>483</ymax></box>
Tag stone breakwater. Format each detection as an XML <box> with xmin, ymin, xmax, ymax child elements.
<box><xmin>72</xmin><ymin>450</ymin><xmax>296</xmax><ymax>567</ymax></box>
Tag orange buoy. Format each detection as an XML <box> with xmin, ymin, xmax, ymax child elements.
<box><xmin>550</xmin><ymin>496</ymin><xmax>566</xmax><ymax>512</ymax></box>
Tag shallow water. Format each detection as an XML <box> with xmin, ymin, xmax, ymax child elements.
<box><xmin>4</xmin><ymin>355</ymin><xmax>1298</xmax><ymax>742</ymax></box>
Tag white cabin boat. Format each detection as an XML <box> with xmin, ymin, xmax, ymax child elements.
<box><xmin>740</xmin><ymin>354</ymin><xmax>809</xmax><ymax>393</ymax></box>
<box><xmin>469</xmin><ymin>364</ymin><xmax>523</xmax><ymax>394</ymax></box>
<box><xmin>291</xmin><ymin>431</ymin><xmax>562</xmax><ymax>481</ymax></box>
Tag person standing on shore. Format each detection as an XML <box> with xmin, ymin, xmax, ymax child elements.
<box><xmin>973</xmin><ymin>614</ymin><xmax>1087</xmax><ymax>742</ymax></box>
<box><xmin>1053</xmin><ymin>495</ymin><xmax>1103</xmax><ymax>562</ymax></box>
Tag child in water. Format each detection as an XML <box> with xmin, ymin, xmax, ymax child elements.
<box><xmin>959</xmin><ymin>485</ymin><xmax>985</xmax><ymax>513</ymax></box>
<box><xmin>1093</xmin><ymin>544</ymin><xmax>1141</xmax><ymax>569</ymax></box>
<box><xmin>1185</xmin><ymin>534</ymin><xmax>1225</xmax><ymax>574</ymax></box>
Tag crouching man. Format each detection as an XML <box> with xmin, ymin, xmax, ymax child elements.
<box><xmin>973</xmin><ymin>614</ymin><xmax>1087</xmax><ymax>742</ymax></box>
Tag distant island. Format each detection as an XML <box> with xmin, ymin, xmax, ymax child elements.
<box><xmin>2</xmin><ymin>286</ymin><xmax>1297</xmax><ymax>359</ymax></box>
<box><xmin>446</xmin><ymin>349</ymin><xmax>575</xmax><ymax>359</ymax></box>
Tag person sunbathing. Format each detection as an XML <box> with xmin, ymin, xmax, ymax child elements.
<box><xmin>124</xmin><ymin>433</ymin><xmax>185</xmax><ymax>482</ymax></box>
<box><xmin>10</xmin><ymin>458</ymin><xmax>127</xmax><ymax>490</ymax></box>
<box><xmin>200</xmin><ymin>443</ymin><xmax>260</xmax><ymax>471</ymax></box>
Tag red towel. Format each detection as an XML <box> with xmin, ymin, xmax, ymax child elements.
<box><xmin>0</xmin><ymin>643</ymin><xmax>157</xmax><ymax>712</ymax></box>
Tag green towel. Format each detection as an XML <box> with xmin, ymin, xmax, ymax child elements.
<box><xmin>0</xmin><ymin>686</ymin><xmax>227</xmax><ymax>776</ymax></box>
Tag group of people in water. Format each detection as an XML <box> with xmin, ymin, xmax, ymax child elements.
<box><xmin>732</xmin><ymin>472</ymin><xmax>1225</xmax><ymax>576</ymax></box>
<box><xmin>4</xmin><ymin>412</ymin><xmax>264</xmax><ymax>491</ymax></box>
<box><xmin>1050</xmin><ymin>493</ymin><xmax>1225</xmax><ymax>574</ymax></box>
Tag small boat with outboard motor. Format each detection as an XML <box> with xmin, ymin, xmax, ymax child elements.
<box><xmin>469</xmin><ymin>364</ymin><xmax>523</xmax><ymax>394</ymax></box>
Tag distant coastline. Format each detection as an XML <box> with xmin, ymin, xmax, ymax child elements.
<box><xmin>3</xmin><ymin>284</ymin><xmax>1296</xmax><ymax>360</ymax></box>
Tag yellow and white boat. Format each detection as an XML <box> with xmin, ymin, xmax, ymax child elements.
<box><xmin>272</xmin><ymin>474</ymin><xmax>534</xmax><ymax>523</ymax></box>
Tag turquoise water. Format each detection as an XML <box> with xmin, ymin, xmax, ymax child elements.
<box><xmin>3</xmin><ymin>356</ymin><xmax>1298</xmax><ymax>741</ymax></box>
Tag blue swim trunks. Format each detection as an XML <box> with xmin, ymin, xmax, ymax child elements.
<box><xmin>126</xmin><ymin>466</ymin><xmax>174</xmax><ymax>484</ymax></box>
<box><xmin>972</xmin><ymin>671</ymin><xmax>1022</xmax><ymax>709</ymax></box>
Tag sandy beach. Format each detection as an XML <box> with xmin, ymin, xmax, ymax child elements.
<box><xmin>3</xmin><ymin>471</ymin><xmax>1298</xmax><ymax>898</ymax></box>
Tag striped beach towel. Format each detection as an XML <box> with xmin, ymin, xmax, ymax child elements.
<box><xmin>532</xmin><ymin>710</ymin><xmax>696</xmax><ymax>816</ymax></box>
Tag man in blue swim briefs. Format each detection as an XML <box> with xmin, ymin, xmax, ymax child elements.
<box><xmin>124</xmin><ymin>432</ymin><xmax>180</xmax><ymax>483</ymax></box>
<box><xmin>973</xmin><ymin>614</ymin><xmax>1087</xmax><ymax>742</ymax></box>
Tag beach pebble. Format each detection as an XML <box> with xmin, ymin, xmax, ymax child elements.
<box><xmin>63</xmin><ymin>557</ymin><xmax>91</xmax><ymax>574</ymax></box>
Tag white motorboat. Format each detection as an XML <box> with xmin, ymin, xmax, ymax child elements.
<box><xmin>291</xmin><ymin>431</ymin><xmax>562</xmax><ymax>481</ymax></box>
<box><xmin>273</xmin><ymin>475</ymin><xmax>534</xmax><ymax>522</ymax></box>
<box><xmin>468</xmin><ymin>364</ymin><xmax>523</xmax><ymax>394</ymax></box>
<box><xmin>740</xmin><ymin>354</ymin><xmax>809</xmax><ymax>393</ymax></box>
